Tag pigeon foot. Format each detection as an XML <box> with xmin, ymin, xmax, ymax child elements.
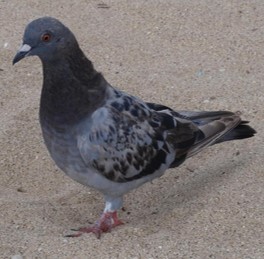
<box><xmin>66</xmin><ymin>211</ymin><xmax>123</xmax><ymax>238</ymax></box>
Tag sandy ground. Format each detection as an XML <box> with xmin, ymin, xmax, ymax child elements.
<box><xmin>0</xmin><ymin>1</ymin><xmax>263</xmax><ymax>258</ymax></box>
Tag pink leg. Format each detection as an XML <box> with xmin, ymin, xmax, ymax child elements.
<box><xmin>66</xmin><ymin>211</ymin><xmax>123</xmax><ymax>239</ymax></box>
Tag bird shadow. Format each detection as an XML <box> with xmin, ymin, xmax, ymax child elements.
<box><xmin>124</xmin><ymin>152</ymin><xmax>251</xmax><ymax>232</ymax></box>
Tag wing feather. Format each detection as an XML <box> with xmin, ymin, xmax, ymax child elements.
<box><xmin>77</xmin><ymin>95</ymin><xmax>178</xmax><ymax>182</ymax></box>
<box><xmin>77</xmin><ymin>92</ymin><xmax>243</xmax><ymax>183</ymax></box>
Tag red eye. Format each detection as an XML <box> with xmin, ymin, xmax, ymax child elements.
<box><xmin>41</xmin><ymin>33</ymin><xmax>51</xmax><ymax>42</ymax></box>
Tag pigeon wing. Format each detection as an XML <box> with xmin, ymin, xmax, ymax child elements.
<box><xmin>76</xmin><ymin>96</ymin><xmax>167</xmax><ymax>182</ymax></box>
<box><xmin>76</xmin><ymin>94</ymin><xmax>200</xmax><ymax>183</ymax></box>
<box><xmin>77</xmin><ymin>92</ymin><xmax>243</xmax><ymax>183</ymax></box>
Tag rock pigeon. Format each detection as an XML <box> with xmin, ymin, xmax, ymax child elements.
<box><xmin>13</xmin><ymin>17</ymin><xmax>256</xmax><ymax>238</ymax></box>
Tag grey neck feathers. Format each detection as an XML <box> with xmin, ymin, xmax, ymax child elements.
<box><xmin>40</xmin><ymin>47</ymin><xmax>107</xmax><ymax>127</ymax></box>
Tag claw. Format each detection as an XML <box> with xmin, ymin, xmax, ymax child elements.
<box><xmin>66</xmin><ymin>211</ymin><xmax>123</xmax><ymax>238</ymax></box>
<box><xmin>65</xmin><ymin>232</ymin><xmax>83</xmax><ymax>238</ymax></box>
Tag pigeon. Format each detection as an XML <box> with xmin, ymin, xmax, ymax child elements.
<box><xmin>13</xmin><ymin>17</ymin><xmax>256</xmax><ymax>238</ymax></box>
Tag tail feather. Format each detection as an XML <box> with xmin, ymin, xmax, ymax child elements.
<box><xmin>178</xmin><ymin>110</ymin><xmax>235</xmax><ymax>125</ymax></box>
<box><xmin>215</xmin><ymin>121</ymin><xmax>256</xmax><ymax>144</ymax></box>
<box><xmin>148</xmin><ymin>104</ymin><xmax>256</xmax><ymax>162</ymax></box>
<box><xmin>186</xmin><ymin>115</ymin><xmax>241</xmax><ymax>158</ymax></box>
<box><xmin>176</xmin><ymin>111</ymin><xmax>256</xmax><ymax>158</ymax></box>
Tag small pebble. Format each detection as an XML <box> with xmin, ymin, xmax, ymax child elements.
<box><xmin>17</xmin><ymin>187</ymin><xmax>26</xmax><ymax>193</ymax></box>
<box><xmin>196</xmin><ymin>69</ymin><xmax>204</xmax><ymax>77</ymax></box>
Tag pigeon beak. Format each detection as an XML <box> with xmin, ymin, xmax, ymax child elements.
<box><xmin>13</xmin><ymin>44</ymin><xmax>32</xmax><ymax>65</ymax></box>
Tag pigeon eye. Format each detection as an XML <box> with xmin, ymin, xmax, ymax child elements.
<box><xmin>41</xmin><ymin>33</ymin><xmax>52</xmax><ymax>42</ymax></box>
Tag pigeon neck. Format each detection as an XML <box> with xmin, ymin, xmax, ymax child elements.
<box><xmin>40</xmin><ymin>48</ymin><xmax>108</xmax><ymax>126</ymax></box>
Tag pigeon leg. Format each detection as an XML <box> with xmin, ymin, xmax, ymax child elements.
<box><xmin>66</xmin><ymin>211</ymin><xmax>123</xmax><ymax>238</ymax></box>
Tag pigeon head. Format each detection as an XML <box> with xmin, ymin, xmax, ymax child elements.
<box><xmin>13</xmin><ymin>17</ymin><xmax>78</xmax><ymax>65</ymax></box>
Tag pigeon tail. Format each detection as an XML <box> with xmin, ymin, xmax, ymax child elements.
<box><xmin>181</xmin><ymin>110</ymin><xmax>256</xmax><ymax>143</ymax></box>
<box><xmin>215</xmin><ymin>121</ymin><xmax>256</xmax><ymax>144</ymax></box>
<box><xmin>180</xmin><ymin>111</ymin><xmax>256</xmax><ymax>158</ymax></box>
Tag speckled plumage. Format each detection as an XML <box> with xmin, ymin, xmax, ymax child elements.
<box><xmin>13</xmin><ymin>17</ymin><xmax>256</xmax><ymax>238</ymax></box>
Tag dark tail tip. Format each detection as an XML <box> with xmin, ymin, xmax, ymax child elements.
<box><xmin>216</xmin><ymin>121</ymin><xmax>256</xmax><ymax>144</ymax></box>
